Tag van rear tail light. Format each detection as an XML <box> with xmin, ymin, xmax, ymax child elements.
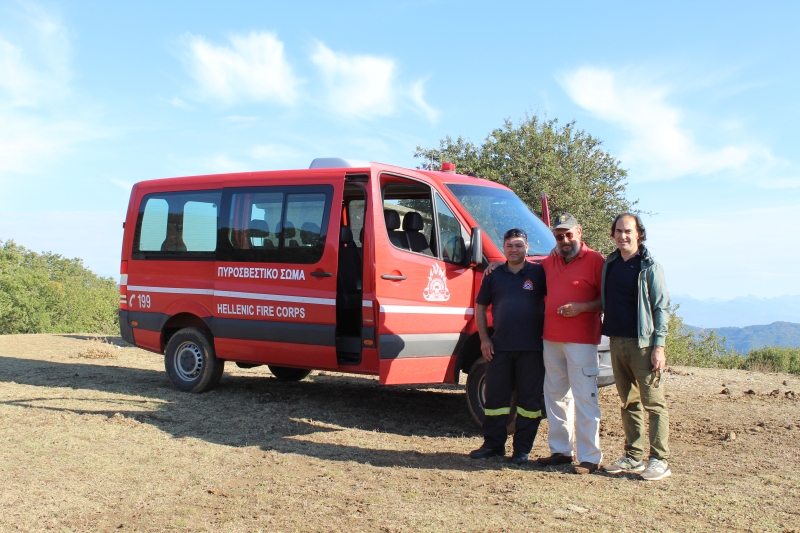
<box><xmin>119</xmin><ymin>261</ymin><xmax>128</xmax><ymax>310</ymax></box>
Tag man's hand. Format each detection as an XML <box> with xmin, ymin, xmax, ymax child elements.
<box><xmin>484</xmin><ymin>261</ymin><xmax>503</xmax><ymax>275</ymax></box>
<box><xmin>557</xmin><ymin>302</ymin><xmax>588</xmax><ymax>317</ymax></box>
<box><xmin>480</xmin><ymin>338</ymin><xmax>495</xmax><ymax>361</ymax></box>
<box><xmin>651</xmin><ymin>345</ymin><xmax>666</xmax><ymax>371</ymax></box>
<box><xmin>557</xmin><ymin>303</ymin><xmax>580</xmax><ymax>317</ymax></box>
<box><xmin>557</xmin><ymin>299</ymin><xmax>602</xmax><ymax>317</ymax></box>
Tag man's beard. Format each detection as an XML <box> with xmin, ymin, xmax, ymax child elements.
<box><xmin>559</xmin><ymin>242</ymin><xmax>580</xmax><ymax>260</ymax></box>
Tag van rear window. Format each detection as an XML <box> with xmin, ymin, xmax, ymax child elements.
<box><xmin>132</xmin><ymin>191</ymin><xmax>221</xmax><ymax>259</ymax></box>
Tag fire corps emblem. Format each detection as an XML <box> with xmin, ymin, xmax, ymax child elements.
<box><xmin>523</xmin><ymin>280</ymin><xmax>533</xmax><ymax>290</ymax></box>
<box><xmin>423</xmin><ymin>263</ymin><xmax>450</xmax><ymax>301</ymax></box>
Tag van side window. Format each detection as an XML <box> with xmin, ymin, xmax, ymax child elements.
<box><xmin>219</xmin><ymin>186</ymin><xmax>332</xmax><ymax>264</ymax></box>
<box><xmin>133</xmin><ymin>191</ymin><xmax>220</xmax><ymax>258</ymax></box>
<box><xmin>382</xmin><ymin>180</ymin><xmax>436</xmax><ymax>257</ymax></box>
<box><xmin>435</xmin><ymin>192</ymin><xmax>469</xmax><ymax>264</ymax></box>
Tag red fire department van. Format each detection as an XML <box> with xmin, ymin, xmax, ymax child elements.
<box><xmin>119</xmin><ymin>159</ymin><xmax>612</xmax><ymax>425</ymax></box>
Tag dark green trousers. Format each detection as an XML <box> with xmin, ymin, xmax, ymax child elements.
<box><xmin>610</xmin><ymin>337</ymin><xmax>670</xmax><ymax>461</ymax></box>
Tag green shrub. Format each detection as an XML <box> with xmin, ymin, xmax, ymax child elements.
<box><xmin>0</xmin><ymin>240</ymin><xmax>118</xmax><ymax>335</ymax></box>
<box><xmin>742</xmin><ymin>346</ymin><xmax>800</xmax><ymax>374</ymax></box>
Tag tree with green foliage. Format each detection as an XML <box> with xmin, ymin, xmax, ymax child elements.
<box><xmin>0</xmin><ymin>240</ymin><xmax>118</xmax><ymax>335</ymax></box>
<box><xmin>415</xmin><ymin>113</ymin><xmax>638</xmax><ymax>253</ymax></box>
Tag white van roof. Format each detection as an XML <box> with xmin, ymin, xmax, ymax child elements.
<box><xmin>308</xmin><ymin>157</ymin><xmax>370</xmax><ymax>169</ymax></box>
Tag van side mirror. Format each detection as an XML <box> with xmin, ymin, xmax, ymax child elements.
<box><xmin>469</xmin><ymin>226</ymin><xmax>482</xmax><ymax>267</ymax></box>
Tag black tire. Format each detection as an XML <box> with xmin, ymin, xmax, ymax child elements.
<box><xmin>164</xmin><ymin>328</ymin><xmax>224</xmax><ymax>392</ymax></box>
<box><xmin>268</xmin><ymin>365</ymin><xmax>312</xmax><ymax>382</ymax></box>
<box><xmin>465</xmin><ymin>357</ymin><xmax>517</xmax><ymax>433</ymax></box>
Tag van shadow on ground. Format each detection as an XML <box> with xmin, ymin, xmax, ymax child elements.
<box><xmin>0</xmin><ymin>352</ymin><xmax>509</xmax><ymax>471</ymax></box>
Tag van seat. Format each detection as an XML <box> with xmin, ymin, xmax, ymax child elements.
<box><xmin>402</xmin><ymin>212</ymin><xmax>433</xmax><ymax>256</ymax></box>
<box><xmin>337</xmin><ymin>225</ymin><xmax>362</xmax><ymax>309</ymax></box>
<box><xmin>384</xmin><ymin>209</ymin><xmax>408</xmax><ymax>250</ymax></box>
<box><xmin>248</xmin><ymin>220</ymin><xmax>274</xmax><ymax>249</ymax></box>
<box><xmin>300</xmin><ymin>222</ymin><xmax>320</xmax><ymax>246</ymax></box>
<box><xmin>282</xmin><ymin>221</ymin><xmax>300</xmax><ymax>247</ymax></box>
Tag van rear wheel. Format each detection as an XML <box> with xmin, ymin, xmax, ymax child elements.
<box><xmin>465</xmin><ymin>357</ymin><xmax>517</xmax><ymax>434</ymax></box>
<box><xmin>268</xmin><ymin>365</ymin><xmax>312</xmax><ymax>382</ymax></box>
<box><xmin>164</xmin><ymin>328</ymin><xmax>224</xmax><ymax>392</ymax></box>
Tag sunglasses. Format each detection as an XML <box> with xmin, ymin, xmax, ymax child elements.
<box><xmin>554</xmin><ymin>232</ymin><xmax>574</xmax><ymax>242</ymax></box>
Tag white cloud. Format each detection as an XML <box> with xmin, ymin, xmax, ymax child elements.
<box><xmin>182</xmin><ymin>31</ymin><xmax>298</xmax><ymax>105</ymax></box>
<box><xmin>0</xmin><ymin>110</ymin><xmax>100</xmax><ymax>175</ymax></box>
<box><xmin>310</xmin><ymin>42</ymin><xmax>395</xmax><ymax>119</ymax></box>
<box><xmin>558</xmin><ymin>67</ymin><xmax>774</xmax><ymax>182</ymax></box>
<box><xmin>164</xmin><ymin>96</ymin><xmax>192</xmax><ymax>110</ymax></box>
<box><xmin>410</xmin><ymin>79</ymin><xmax>440</xmax><ymax>124</ymax></box>
<box><xmin>0</xmin><ymin>1</ymin><xmax>72</xmax><ymax>106</ymax></box>
<box><xmin>0</xmin><ymin>2</ymin><xmax>105</xmax><ymax>177</ymax></box>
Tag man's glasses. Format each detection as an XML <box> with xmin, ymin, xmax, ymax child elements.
<box><xmin>554</xmin><ymin>232</ymin><xmax>574</xmax><ymax>242</ymax></box>
<box><xmin>503</xmin><ymin>228</ymin><xmax>527</xmax><ymax>240</ymax></box>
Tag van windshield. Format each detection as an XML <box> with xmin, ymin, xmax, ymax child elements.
<box><xmin>445</xmin><ymin>184</ymin><xmax>556</xmax><ymax>256</ymax></box>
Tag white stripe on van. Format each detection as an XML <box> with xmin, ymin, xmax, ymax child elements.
<box><xmin>380</xmin><ymin>305</ymin><xmax>474</xmax><ymax>315</ymax></box>
<box><xmin>127</xmin><ymin>285</ymin><xmax>214</xmax><ymax>295</ymax></box>
<box><xmin>124</xmin><ymin>287</ymin><xmax>471</xmax><ymax>312</ymax></box>
<box><xmin>214</xmin><ymin>290</ymin><xmax>335</xmax><ymax>306</ymax></box>
<box><xmin>125</xmin><ymin>285</ymin><xmax>335</xmax><ymax>306</ymax></box>
<box><xmin>120</xmin><ymin>274</ymin><xmax>128</xmax><ymax>285</ymax></box>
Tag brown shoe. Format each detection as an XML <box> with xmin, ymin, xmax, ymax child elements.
<box><xmin>536</xmin><ymin>453</ymin><xmax>574</xmax><ymax>466</ymax></box>
<box><xmin>571</xmin><ymin>461</ymin><xmax>601</xmax><ymax>474</ymax></box>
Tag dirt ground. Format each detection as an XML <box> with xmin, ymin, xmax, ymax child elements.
<box><xmin>1</xmin><ymin>334</ymin><xmax>798</xmax><ymax>533</ymax></box>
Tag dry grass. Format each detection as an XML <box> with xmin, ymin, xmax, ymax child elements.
<box><xmin>1</xmin><ymin>334</ymin><xmax>799</xmax><ymax>532</ymax></box>
<box><xmin>72</xmin><ymin>336</ymin><xmax>122</xmax><ymax>359</ymax></box>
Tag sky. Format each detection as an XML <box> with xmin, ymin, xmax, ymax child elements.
<box><xmin>1</xmin><ymin>0</ymin><xmax>799</xmax><ymax>316</ymax></box>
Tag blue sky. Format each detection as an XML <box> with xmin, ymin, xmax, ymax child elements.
<box><xmin>2</xmin><ymin>0</ymin><xmax>799</xmax><ymax>313</ymax></box>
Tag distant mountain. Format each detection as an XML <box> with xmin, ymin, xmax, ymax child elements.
<box><xmin>671</xmin><ymin>294</ymin><xmax>800</xmax><ymax>328</ymax></box>
<box><xmin>685</xmin><ymin>321</ymin><xmax>800</xmax><ymax>353</ymax></box>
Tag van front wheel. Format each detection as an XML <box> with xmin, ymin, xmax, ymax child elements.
<box><xmin>164</xmin><ymin>328</ymin><xmax>224</xmax><ymax>392</ymax></box>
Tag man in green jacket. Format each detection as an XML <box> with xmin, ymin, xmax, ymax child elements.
<box><xmin>600</xmin><ymin>213</ymin><xmax>672</xmax><ymax>481</ymax></box>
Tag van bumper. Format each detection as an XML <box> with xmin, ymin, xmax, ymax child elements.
<box><xmin>119</xmin><ymin>310</ymin><xmax>135</xmax><ymax>345</ymax></box>
<box><xmin>597</xmin><ymin>335</ymin><xmax>615</xmax><ymax>388</ymax></box>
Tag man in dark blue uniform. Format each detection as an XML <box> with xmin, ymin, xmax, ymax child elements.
<box><xmin>469</xmin><ymin>228</ymin><xmax>547</xmax><ymax>464</ymax></box>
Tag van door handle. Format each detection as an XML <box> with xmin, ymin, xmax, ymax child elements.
<box><xmin>310</xmin><ymin>271</ymin><xmax>333</xmax><ymax>277</ymax></box>
<box><xmin>381</xmin><ymin>274</ymin><xmax>406</xmax><ymax>280</ymax></box>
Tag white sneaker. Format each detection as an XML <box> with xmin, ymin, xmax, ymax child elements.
<box><xmin>640</xmin><ymin>458</ymin><xmax>671</xmax><ymax>481</ymax></box>
<box><xmin>603</xmin><ymin>456</ymin><xmax>645</xmax><ymax>474</ymax></box>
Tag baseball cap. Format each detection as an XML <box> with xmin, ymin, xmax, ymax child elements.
<box><xmin>553</xmin><ymin>213</ymin><xmax>578</xmax><ymax>230</ymax></box>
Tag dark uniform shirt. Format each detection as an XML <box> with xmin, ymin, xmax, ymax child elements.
<box><xmin>476</xmin><ymin>261</ymin><xmax>546</xmax><ymax>351</ymax></box>
<box><xmin>601</xmin><ymin>253</ymin><xmax>641</xmax><ymax>338</ymax></box>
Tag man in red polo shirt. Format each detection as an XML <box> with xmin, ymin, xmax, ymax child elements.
<box><xmin>535</xmin><ymin>213</ymin><xmax>605</xmax><ymax>474</ymax></box>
